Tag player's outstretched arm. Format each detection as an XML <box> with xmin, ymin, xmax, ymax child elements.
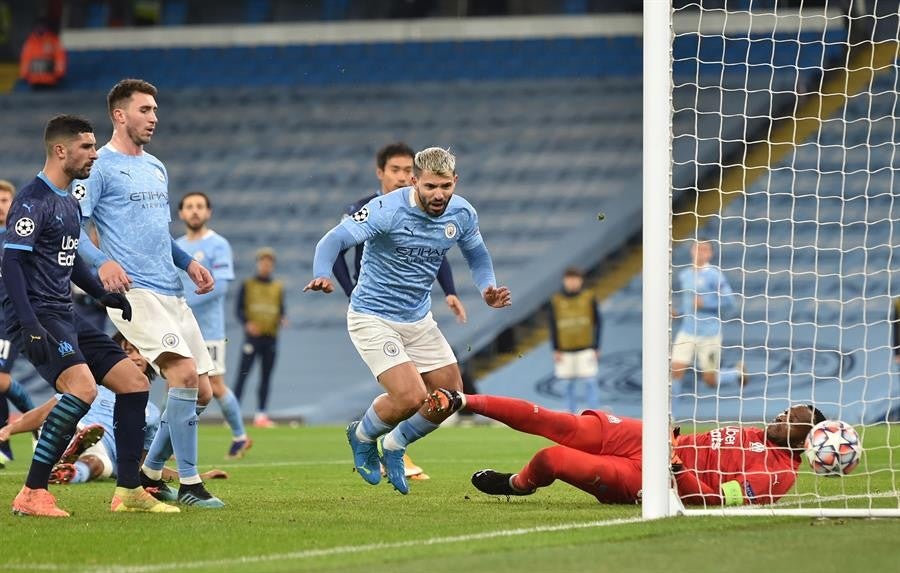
<box><xmin>0</xmin><ymin>397</ymin><xmax>57</xmax><ymax>440</ymax></box>
<box><xmin>307</xmin><ymin>225</ymin><xmax>360</xmax><ymax>295</ymax></box>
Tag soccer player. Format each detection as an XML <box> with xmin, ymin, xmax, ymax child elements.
<box><xmin>332</xmin><ymin>142</ymin><xmax>465</xmax><ymax>480</ymax></box>
<box><xmin>0</xmin><ymin>332</ymin><xmax>228</xmax><ymax>485</ymax></box>
<box><xmin>549</xmin><ymin>266</ymin><xmax>602</xmax><ymax>413</ymax></box>
<box><xmin>0</xmin><ymin>179</ymin><xmax>37</xmax><ymax>467</ymax></box>
<box><xmin>74</xmin><ymin>78</ymin><xmax>223</xmax><ymax>508</ymax></box>
<box><xmin>4</xmin><ymin>114</ymin><xmax>177</xmax><ymax>516</ymax></box>
<box><xmin>428</xmin><ymin>389</ymin><xmax>825</xmax><ymax>506</ymax></box>
<box><xmin>177</xmin><ymin>191</ymin><xmax>251</xmax><ymax>458</ymax></box>
<box><xmin>233</xmin><ymin>247</ymin><xmax>284</xmax><ymax>428</ymax></box>
<box><xmin>671</xmin><ymin>239</ymin><xmax>744</xmax><ymax>388</ymax></box>
<box><xmin>305</xmin><ymin>147</ymin><xmax>510</xmax><ymax>494</ymax></box>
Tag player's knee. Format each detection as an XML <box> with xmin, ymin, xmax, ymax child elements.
<box><xmin>530</xmin><ymin>446</ymin><xmax>565</xmax><ymax>476</ymax></box>
<box><xmin>395</xmin><ymin>387</ymin><xmax>428</xmax><ymax>415</ymax></box>
<box><xmin>197</xmin><ymin>383</ymin><xmax>213</xmax><ymax>406</ymax></box>
<box><xmin>68</xmin><ymin>382</ymin><xmax>98</xmax><ymax>405</ymax></box>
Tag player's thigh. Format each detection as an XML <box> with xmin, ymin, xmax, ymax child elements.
<box><xmin>421</xmin><ymin>362</ymin><xmax>462</xmax><ymax>393</ymax></box>
<box><xmin>399</xmin><ymin>312</ymin><xmax>457</xmax><ymax>375</ymax></box>
<box><xmin>74</xmin><ymin>314</ymin><xmax>145</xmax><ymax>393</ymax></box>
<box><xmin>20</xmin><ymin>312</ymin><xmax>92</xmax><ymax>394</ymax></box>
<box><xmin>205</xmin><ymin>340</ymin><xmax>227</xmax><ymax>377</ymax></box>
<box><xmin>376</xmin><ymin>361</ymin><xmax>428</xmax><ymax>407</ymax></box>
<box><xmin>54</xmin><ymin>364</ymin><xmax>98</xmax><ymax>403</ymax></box>
<box><xmin>572</xmin><ymin>349</ymin><xmax>599</xmax><ymax>378</ymax></box>
<box><xmin>580</xmin><ymin>411</ymin><xmax>643</xmax><ymax>458</ymax></box>
<box><xmin>108</xmin><ymin>290</ymin><xmax>196</xmax><ymax>366</ymax></box>
<box><xmin>555</xmin><ymin>352</ymin><xmax>578</xmax><ymax>379</ymax></box>
<box><xmin>347</xmin><ymin>309</ymin><xmax>412</xmax><ymax>378</ymax></box>
<box><xmin>671</xmin><ymin>331</ymin><xmax>697</xmax><ymax>366</ymax></box>
<box><xmin>696</xmin><ymin>335</ymin><xmax>722</xmax><ymax>372</ymax></box>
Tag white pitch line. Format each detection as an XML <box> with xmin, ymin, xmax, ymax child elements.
<box><xmin>2</xmin><ymin>516</ymin><xmax>645</xmax><ymax>573</ymax></box>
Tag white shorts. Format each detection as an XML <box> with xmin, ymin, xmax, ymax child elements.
<box><xmin>554</xmin><ymin>348</ymin><xmax>599</xmax><ymax>379</ymax></box>
<box><xmin>205</xmin><ymin>339</ymin><xmax>226</xmax><ymax>377</ymax></box>
<box><xmin>108</xmin><ymin>289</ymin><xmax>214</xmax><ymax>376</ymax></box>
<box><xmin>347</xmin><ymin>309</ymin><xmax>456</xmax><ymax>378</ymax></box>
<box><xmin>672</xmin><ymin>331</ymin><xmax>722</xmax><ymax>372</ymax></box>
<box><xmin>77</xmin><ymin>427</ymin><xmax>114</xmax><ymax>479</ymax></box>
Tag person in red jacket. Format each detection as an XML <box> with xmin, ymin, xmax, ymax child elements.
<box><xmin>19</xmin><ymin>19</ymin><xmax>67</xmax><ymax>89</ymax></box>
<box><xmin>426</xmin><ymin>389</ymin><xmax>824</xmax><ymax>506</ymax></box>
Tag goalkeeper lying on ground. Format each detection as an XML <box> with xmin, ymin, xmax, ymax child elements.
<box><xmin>426</xmin><ymin>390</ymin><xmax>825</xmax><ymax>506</ymax></box>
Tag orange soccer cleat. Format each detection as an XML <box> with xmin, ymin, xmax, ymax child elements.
<box><xmin>11</xmin><ymin>486</ymin><xmax>70</xmax><ymax>517</ymax></box>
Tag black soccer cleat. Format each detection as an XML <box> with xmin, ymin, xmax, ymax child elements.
<box><xmin>424</xmin><ymin>388</ymin><xmax>465</xmax><ymax>414</ymax></box>
<box><xmin>471</xmin><ymin>469</ymin><xmax>534</xmax><ymax>496</ymax></box>
<box><xmin>140</xmin><ymin>470</ymin><xmax>178</xmax><ymax>502</ymax></box>
<box><xmin>177</xmin><ymin>483</ymin><xmax>225</xmax><ymax>508</ymax></box>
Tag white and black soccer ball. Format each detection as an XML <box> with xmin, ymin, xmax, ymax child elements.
<box><xmin>351</xmin><ymin>207</ymin><xmax>369</xmax><ymax>223</ymax></box>
<box><xmin>72</xmin><ymin>183</ymin><xmax>87</xmax><ymax>200</ymax></box>
<box><xmin>804</xmin><ymin>420</ymin><xmax>862</xmax><ymax>476</ymax></box>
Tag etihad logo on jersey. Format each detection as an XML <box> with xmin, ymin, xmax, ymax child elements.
<box><xmin>394</xmin><ymin>246</ymin><xmax>450</xmax><ymax>264</ymax></box>
<box><xmin>129</xmin><ymin>190</ymin><xmax>169</xmax><ymax>209</ymax></box>
<box><xmin>57</xmin><ymin>235</ymin><xmax>79</xmax><ymax>266</ymax></box>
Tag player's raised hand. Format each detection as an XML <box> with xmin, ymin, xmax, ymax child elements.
<box><xmin>445</xmin><ymin>294</ymin><xmax>467</xmax><ymax>323</ymax></box>
<box><xmin>99</xmin><ymin>293</ymin><xmax>133</xmax><ymax>321</ymax></box>
<box><xmin>98</xmin><ymin>260</ymin><xmax>133</xmax><ymax>293</ymax></box>
<box><xmin>483</xmin><ymin>286</ymin><xmax>511</xmax><ymax>308</ymax></box>
<box><xmin>187</xmin><ymin>260</ymin><xmax>215</xmax><ymax>294</ymax></box>
<box><xmin>303</xmin><ymin>277</ymin><xmax>334</xmax><ymax>293</ymax></box>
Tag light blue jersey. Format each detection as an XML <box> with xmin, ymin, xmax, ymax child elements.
<box><xmin>176</xmin><ymin>230</ymin><xmax>234</xmax><ymax>340</ymax></box>
<box><xmin>76</xmin><ymin>144</ymin><xmax>182</xmax><ymax>295</ymax></box>
<box><xmin>340</xmin><ymin>187</ymin><xmax>493</xmax><ymax>323</ymax></box>
<box><xmin>676</xmin><ymin>264</ymin><xmax>736</xmax><ymax>337</ymax></box>
<box><xmin>62</xmin><ymin>386</ymin><xmax>161</xmax><ymax>471</ymax></box>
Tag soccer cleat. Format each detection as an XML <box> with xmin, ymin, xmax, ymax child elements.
<box><xmin>177</xmin><ymin>483</ymin><xmax>225</xmax><ymax>508</ymax></box>
<box><xmin>0</xmin><ymin>440</ymin><xmax>12</xmax><ymax>466</ymax></box>
<box><xmin>379</xmin><ymin>439</ymin><xmax>409</xmax><ymax>495</ymax></box>
<box><xmin>253</xmin><ymin>413</ymin><xmax>276</xmax><ymax>428</ymax></box>
<box><xmin>11</xmin><ymin>486</ymin><xmax>69</xmax><ymax>517</ymax></box>
<box><xmin>403</xmin><ymin>453</ymin><xmax>429</xmax><ymax>480</ymax></box>
<box><xmin>60</xmin><ymin>423</ymin><xmax>105</xmax><ymax>464</ymax></box>
<box><xmin>140</xmin><ymin>470</ymin><xmax>178</xmax><ymax>502</ymax></box>
<box><xmin>226</xmin><ymin>437</ymin><xmax>253</xmax><ymax>460</ymax></box>
<box><xmin>49</xmin><ymin>463</ymin><xmax>77</xmax><ymax>484</ymax></box>
<box><xmin>471</xmin><ymin>470</ymin><xmax>535</xmax><ymax>497</ymax></box>
<box><xmin>346</xmin><ymin>421</ymin><xmax>381</xmax><ymax>485</ymax></box>
<box><xmin>110</xmin><ymin>486</ymin><xmax>180</xmax><ymax>513</ymax></box>
<box><xmin>424</xmin><ymin>388</ymin><xmax>466</xmax><ymax>415</ymax></box>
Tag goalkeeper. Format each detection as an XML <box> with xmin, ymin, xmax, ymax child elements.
<box><xmin>427</xmin><ymin>390</ymin><xmax>824</xmax><ymax>506</ymax></box>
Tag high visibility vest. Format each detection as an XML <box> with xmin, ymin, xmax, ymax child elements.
<box><xmin>243</xmin><ymin>278</ymin><xmax>284</xmax><ymax>336</ymax></box>
<box><xmin>550</xmin><ymin>290</ymin><xmax>597</xmax><ymax>351</ymax></box>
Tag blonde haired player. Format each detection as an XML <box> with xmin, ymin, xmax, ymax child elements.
<box><xmin>306</xmin><ymin>147</ymin><xmax>510</xmax><ymax>494</ymax></box>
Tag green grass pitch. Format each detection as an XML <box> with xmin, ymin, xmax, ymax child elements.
<box><xmin>1</xmin><ymin>423</ymin><xmax>899</xmax><ymax>572</ymax></box>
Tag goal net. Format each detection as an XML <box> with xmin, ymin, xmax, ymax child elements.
<box><xmin>644</xmin><ymin>0</ymin><xmax>900</xmax><ymax>517</ymax></box>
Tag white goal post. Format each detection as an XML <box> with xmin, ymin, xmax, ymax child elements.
<box><xmin>643</xmin><ymin>0</ymin><xmax>900</xmax><ymax>518</ymax></box>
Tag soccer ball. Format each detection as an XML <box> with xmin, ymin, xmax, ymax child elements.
<box><xmin>804</xmin><ymin>420</ymin><xmax>862</xmax><ymax>476</ymax></box>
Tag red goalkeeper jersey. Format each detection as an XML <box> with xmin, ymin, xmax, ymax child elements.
<box><xmin>674</xmin><ymin>426</ymin><xmax>800</xmax><ymax>506</ymax></box>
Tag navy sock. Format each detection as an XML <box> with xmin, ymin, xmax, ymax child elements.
<box><xmin>113</xmin><ymin>391</ymin><xmax>149</xmax><ymax>488</ymax></box>
<box><xmin>26</xmin><ymin>393</ymin><xmax>91</xmax><ymax>490</ymax></box>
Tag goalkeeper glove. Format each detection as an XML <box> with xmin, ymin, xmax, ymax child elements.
<box><xmin>670</xmin><ymin>426</ymin><xmax>684</xmax><ymax>473</ymax></box>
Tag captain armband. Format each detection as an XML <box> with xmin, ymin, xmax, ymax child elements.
<box><xmin>720</xmin><ymin>480</ymin><xmax>744</xmax><ymax>506</ymax></box>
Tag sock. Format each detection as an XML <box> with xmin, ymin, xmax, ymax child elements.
<box><xmin>71</xmin><ymin>460</ymin><xmax>91</xmax><ymax>483</ymax></box>
<box><xmin>144</xmin><ymin>405</ymin><xmax>171</xmax><ymax>473</ymax></box>
<box><xmin>719</xmin><ymin>368</ymin><xmax>740</xmax><ymax>385</ymax></box>
<box><xmin>382</xmin><ymin>412</ymin><xmax>439</xmax><ymax>451</ymax></box>
<box><xmin>357</xmin><ymin>404</ymin><xmax>392</xmax><ymax>443</ymax></box>
<box><xmin>6</xmin><ymin>380</ymin><xmax>35</xmax><ymax>413</ymax></box>
<box><xmin>113</xmin><ymin>391</ymin><xmax>149</xmax><ymax>489</ymax></box>
<box><xmin>217</xmin><ymin>389</ymin><xmax>247</xmax><ymax>439</ymax></box>
<box><xmin>165</xmin><ymin>387</ymin><xmax>201</xmax><ymax>485</ymax></box>
<box><xmin>26</xmin><ymin>394</ymin><xmax>91</xmax><ymax>490</ymax></box>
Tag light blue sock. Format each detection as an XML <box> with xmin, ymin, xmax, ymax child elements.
<box><xmin>71</xmin><ymin>460</ymin><xmax>91</xmax><ymax>483</ymax></box>
<box><xmin>6</xmin><ymin>380</ymin><xmax>35</xmax><ymax>413</ymax></box>
<box><xmin>583</xmin><ymin>377</ymin><xmax>600</xmax><ymax>410</ymax></box>
<box><xmin>719</xmin><ymin>368</ymin><xmax>740</xmax><ymax>385</ymax></box>
<box><xmin>381</xmin><ymin>412</ymin><xmax>439</xmax><ymax>451</ymax></box>
<box><xmin>217</xmin><ymin>389</ymin><xmax>247</xmax><ymax>439</ymax></box>
<box><xmin>165</xmin><ymin>388</ymin><xmax>200</xmax><ymax>484</ymax></box>
<box><xmin>357</xmin><ymin>404</ymin><xmax>392</xmax><ymax>443</ymax></box>
<box><xmin>564</xmin><ymin>378</ymin><xmax>578</xmax><ymax>413</ymax></box>
<box><xmin>144</xmin><ymin>407</ymin><xmax>171</xmax><ymax>472</ymax></box>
